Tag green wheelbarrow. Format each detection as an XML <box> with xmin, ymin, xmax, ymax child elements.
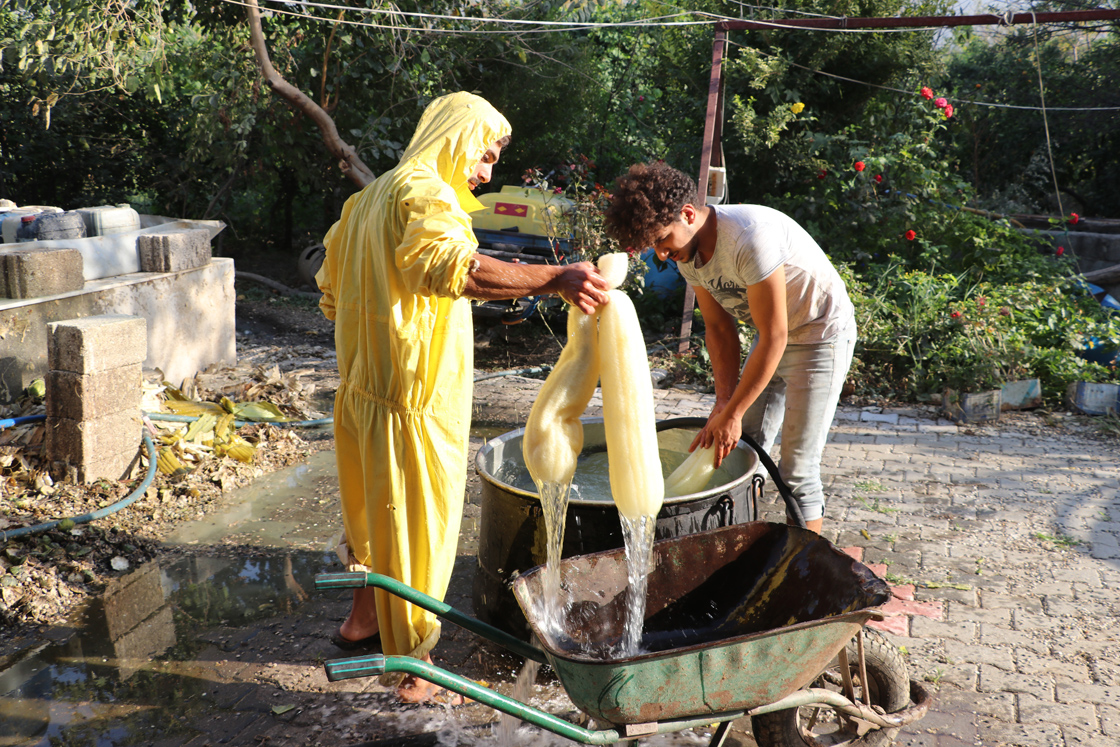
<box><xmin>316</xmin><ymin>521</ymin><xmax>932</xmax><ymax>746</ymax></box>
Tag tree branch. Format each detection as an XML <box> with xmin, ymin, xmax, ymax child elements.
<box><xmin>245</xmin><ymin>0</ymin><xmax>375</xmax><ymax>188</ymax></box>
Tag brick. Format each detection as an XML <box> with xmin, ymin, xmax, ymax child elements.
<box><xmin>1017</xmin><ymin>694</ymin><xmax>1097</xmax><ymax>730</ymax></box>
<box><xmin>1</xmin><ymin>245</ymin><xmax>84</xmax><ymax>298</ymax></box>
<box><xmin>868</xmin><ymin>615</ymin><xmax>910</xmax><ymax>636</ymax></box>
<box><xmin>45</xmin><ymin>364</ymin><xmax>142</xmax><ymax>420</ymax></box>
<box><xmin>138</xmin><ymin>229</ymin><xmax>212</xmax><ymax>273</ymax></box>
<box><xmin>978</xmin><ymin>625</ymin><xmax>1051</xmax><ymax>654</ymax></box>
<box><xmin>1016</xmin><ymin>651</ymin><xmax>1090</xmax><ymax>680</ymax></box>
<box><xmin>881</xmin><ymin>596</ymin><xmax>944</xmax><ymax>620</ymax></box>
<box><xmin>977</xmin><ymin>719</ymin><xmax>1063</xmax><ymax>747</ymax></box>
<box><xmin>1103</xmin><ymin>703</ymin><xmax>1120</xmax><ymax>737</ymax></box>
<box><xmin>943</xmin><ymin>640</ymin><xmax>1015</xmax><ymax>670</ymax></box>
<box><xmin>910</xmin><ymin>616</ymin><xmax>975</xmax><ymax>642</ymax></box>
<box><xmin>1056</xmin><ymin>682</ymin><xmax>1120</xmax><ymax>705</ymax></box>
<box><xmin>48</xmin><ymin>315</ymin><xmax>147</xmax><ymax>374</ymax></box>
<box><xmin>45</xmin><ymin>409</ymin><xmax>142</xmax><ymax>465</ymax></box>
<box><xmin>978</xmin><ymin>666</ymin><xmax>1052</xmax><ymax>699</ymax></box>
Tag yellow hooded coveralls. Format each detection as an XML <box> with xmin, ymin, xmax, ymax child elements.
<box><xmin>315</xmin><ymin>92</ymin><xmax>511</xmax><ymax>661</ymax></box>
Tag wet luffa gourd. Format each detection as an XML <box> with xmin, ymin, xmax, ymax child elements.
<box><xmin>663</xmin><ymin>444</ymin><xmax>716</xmax><ymax>497</ymax></box>
<box><xmin>523</xmin><ymin>252</ymin><xmax>663</xmax><ymax>518</ymax></box>
<box><xmin>598</xmin><ymin>286</ymin><xmax>664</xmax><ymax>520</ymax></box>
<box><xmin>522</xmin><ymin>307</ymin><xmax>600</xmax><ymax>487</ymax></box>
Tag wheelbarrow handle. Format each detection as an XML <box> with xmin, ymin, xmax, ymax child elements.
<box><xmin>325</xmin><ymin>653</ymin><xmax>745</xmax><ymax>745</ymax></box>
<box><xmin>325</xmin><ymin>654</ymin><xmax>617</xmax><ymax>744</ymax></box>
<box><xmin>315</xmin><ymin>571</ymin><xmax>548</xmax><ymax>664</ymax></box>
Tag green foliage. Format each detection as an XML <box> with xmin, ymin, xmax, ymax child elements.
<box><xmin>851</xmin><ymin>264</ymin><xmax>1119</xmax><ymax>400</ymax></box>
<box><xmin>945</xmin><ymin>28</ymin><xmax>1120</xmax><ymax>217</ymax></box>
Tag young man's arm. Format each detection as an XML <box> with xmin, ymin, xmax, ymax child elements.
<box><xmin>462</xmin><ymin>253</ymin><xmax>610</xmax><ymax>314</ymax></box>
<box><xmin>691</xmin><ymin>268</ymin><xmax>788</xmax><ymax>466</ymax></box>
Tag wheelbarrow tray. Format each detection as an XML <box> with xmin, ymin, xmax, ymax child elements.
<box><xmin>511</xmin><ymin>521</ymin><xmax>890</xmax><ymax>726</ymax></box>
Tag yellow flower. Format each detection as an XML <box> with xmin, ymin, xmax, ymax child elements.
<box><xmin>791</xmin><ymin>102</ymin><xmax>805</xmax><ymax>114</ymax></box>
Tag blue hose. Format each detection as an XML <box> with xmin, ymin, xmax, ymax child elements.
<box><xmin>0</xmin><ymin>430</ymin><xmax>158</xmax><ymax>543</ymax></box>
<box><xmin>0</xmin><ymin>415</ymin><xmax>46</xmax><ymax>430</ymax></box>
<box><xmin>144</xmin><ymin>413</ymin><xmax>334</xmax><ymax>428</ymax></box>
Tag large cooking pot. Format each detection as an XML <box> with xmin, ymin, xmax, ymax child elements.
<box><xmin>472</xmin><ymin>417</ymin><xmax>764</xmax><ymax>639</ymax></box>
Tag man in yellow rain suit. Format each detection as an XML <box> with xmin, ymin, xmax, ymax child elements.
<box><xmin>315</xmin><ymin>92</ymin><xmax>609</xmax><ymax>703</ymax></box>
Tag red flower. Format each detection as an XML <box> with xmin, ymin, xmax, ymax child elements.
<box><xmin>920</xmin><ymin>87</ymin><xmax>934</xmax><ymax>100</ymax></box>
<box><xmin>638</xmin><ymin>95</ymin><xmax>645</xmax><ymax>102</ymax></box>
<box><xmin>553</xmin><ymin>186</ymin><xmax>563</xmax><ymax>194</ymax></box>
<box><xmin>874</xmin><ymin>174</ymin><xmax>883</xmax><ymax>183</ymax></box>
<box><xmin>1070</xmin><ymin>212</ymin><xmax>1080</xmax><ymax>224</ymax></box>
<box><xmin>817</xmin><ymin>169</ymin><xmax>828</xmax><ymax>180</ymax></box>
<box><xmin>1056</xmin><ymin>246</ymin><xmax>1065</xmax><ymax>256</ymax></box>
<box><xmin>944</xmin><ymin>104</ymin><xmax>954</xmax><ymax>119</ymax></box>
<box><xmin>935</xmin><ymin>97</ymin><xmax>948</xmax><ymax>109</ymax></box>
<box><xmin>905</xmin><ymin>230</ymin><xmax>917</xmax><ymax>241</ymax></box>
<box><xmin>950</xmin><ymin>310</ymin><xmax>962</xmax><ymax>319</ymax></box>
<box><xmin>854</xmin><ymin>161</ymin><xmax>865</xmax><ymax>172</ymax></box>
<box><xmin>977</xmin><ymin>297</ymin><xmax>986</xmax><ymax>306</ymax></box>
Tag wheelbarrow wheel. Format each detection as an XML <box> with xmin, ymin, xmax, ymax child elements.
<box><xmin>751</xmin><ymin>628</ymin><xmax>909</xmax><ymax>747</ymax></box>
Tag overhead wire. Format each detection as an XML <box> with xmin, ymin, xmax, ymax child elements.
<box><xmin>724</xmin><ymin>36</ymin><xmax>1120</xmax><ymax>112</ymax></box>
<box><xmin>232</xmin><ymin>0</ymin><xmax>1120</xmax><ymax>113</ymax></box>
<box><xmin>221</xmin><ymin>0</ymin><xmax>714</xmax><ymax>34</ymax></box>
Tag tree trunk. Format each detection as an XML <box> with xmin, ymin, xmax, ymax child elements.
<box><xmin>244</xmin><ymin>0</ymin><xmax>375</xmax><ymax>188</ymax></box>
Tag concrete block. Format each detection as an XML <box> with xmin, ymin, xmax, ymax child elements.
<box><xmin>48</xmin><ymin>315</ymin><xmax>147</xmax><ymax>374</ymax></box>
<box><xmin>58</xmin><ymin>446</ymin><xmax>138</xmax><ymax>484</ymax></box>
<box><xmin>137</xmin><ymin>229</ymin><xmax>211</xmax><ymax>273</ymax></box>
<box><xmin>1</xmin><ymin>246</ymin><xmax>84</xmax><ymax>299</ymax></box>
<box><xmin>45</xmin><ymin>409</ymin><xmax>142</xmax><ymax>469</ymax></box>
<box><xmin>46</xmin><ymin>364</ymin><xmax>142</xmax><ymax>420</ymax></box>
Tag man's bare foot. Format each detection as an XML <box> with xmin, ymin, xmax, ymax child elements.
<box><xmin>397</xmin><ymin>655</ymin><xmax>466</xmax><ymax>705</ymax></box>
<box><xmin>339</xmin><ymin>587</ymin><xmax>379</xmax><ymax>642</ymax></box>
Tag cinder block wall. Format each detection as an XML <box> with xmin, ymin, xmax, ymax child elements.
<box><xmin>45</xmin><ymin>315</ymin><xmax>147</xmax><ymax>483</ymax></box>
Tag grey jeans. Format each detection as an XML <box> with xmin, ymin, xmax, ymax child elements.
<box><xmin>741</xmin><ymin>320</ymin><xmax>857</xmax><ymax>522</ymax></box>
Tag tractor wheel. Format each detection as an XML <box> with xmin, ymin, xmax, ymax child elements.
<box><xmin>751</xmin><ymin>628</ymin><xmax>910</xmax><ymax>747</ymax></box>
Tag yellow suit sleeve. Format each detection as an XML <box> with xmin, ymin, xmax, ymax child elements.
<box><xmin>315</xmin><ymin>213</ymin><xmax>341</xmax><ymax>322</ymax></box>
<box><xmin>396</xmin><ymin>177</ymin><xmax>476</xmax><ymax>299</ymax></box>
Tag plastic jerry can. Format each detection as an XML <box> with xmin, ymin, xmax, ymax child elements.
<box><xmin>15</xmin><ymin>215</ymin><xmax>39</xmax><ymax>241</ymax></box>
<box><xmin>2</xmin><ymin>208</ymin><xmax>44</xmax><ymax>243</ymax></box>
<box><xmin>27</xmin><ymin>210</ymin><xmax>87</xmax><ymax>241</ymax></box>
<box><xmin>78</xmin><ymin>204</ymin><xmax>140</xmax><ymax>236</ymax></box>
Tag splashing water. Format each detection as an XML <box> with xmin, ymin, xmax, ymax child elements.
<box><xmin>493</xmin><ymin>652</ymin><xmax>542</xmax><ymax>746</ymax></box>
<box><xmin>619</xmin><ymin>513</ymin><xmax>656</xmax><ymax>656</ymax></box>
<box><xmin>534</xmin><ymin>480</ymin><xmax>572</xmax><ymax>638</ymax></box>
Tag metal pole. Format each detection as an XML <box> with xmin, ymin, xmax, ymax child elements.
<box><xmin>715</xmin><ymin>8</ymin><xmax>1120</xmax><ymax>31</ymax></box>
<box><xmin>679</xmin><ymin>28</ymin><xmax>726</xmax><ymax>354</ymax></box>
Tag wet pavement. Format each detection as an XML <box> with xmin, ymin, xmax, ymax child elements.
<box><xmin>1</xmin><ymin>374</ymin><xmax>1118</xmax><ymax>747</ymax></box>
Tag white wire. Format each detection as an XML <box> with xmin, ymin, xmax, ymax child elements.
<box><xmin>726</xmin><ymin>37</ymin><xmax>1120</xmax><ymax>112</ymax></box>
<box><xmin>236</xmin><ymin>0</ymin><xmax>715</xmax><ymax>32</ymax></box>
<box><xmin>267</xmin><ymin>0</ymin><xmax>706</xmax><ymax>27</ymax></box>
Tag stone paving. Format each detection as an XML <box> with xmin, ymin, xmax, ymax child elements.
<box><xmin>9</xmin><ymin>372</ymin><xmax>1117</xmax><ymax>747</ymax></box>
<box><xmin>470</xmin><ymin>375</ymin><xmax>1120</xmax><ymax>747</ymax></box>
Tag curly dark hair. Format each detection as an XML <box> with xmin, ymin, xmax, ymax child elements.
<box><xmin>603</xmin><ymin>161</ymin><xmax>697</xmax><ymax>249</ymax></box>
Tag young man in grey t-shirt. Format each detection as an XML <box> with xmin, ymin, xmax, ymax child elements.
<box><xmin>604</xmin><ymin>161</ymin><xmax>856</xmax><ymax>533</ymax></box>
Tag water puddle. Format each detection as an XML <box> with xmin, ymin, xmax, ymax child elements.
<box><xmin>163</xmin><ymin>449</ymin><xmax>339</xmax><ymax>549</ymax></box>
<box><xmin>0</xmin><ymin>548</ymin><xmax>331</xmax><ymax>746</ymax></box>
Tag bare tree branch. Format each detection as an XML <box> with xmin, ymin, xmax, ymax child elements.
<box><xmin>245</xmin><ymin>0</ymin><xmax>375</xmax><ymax>188</ymax></box>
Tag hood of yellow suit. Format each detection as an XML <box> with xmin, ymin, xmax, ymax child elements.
<box><xmin>400</xmin><ymin>91</ymin><xmax>511</xmax><ymax>214</ymax></box>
